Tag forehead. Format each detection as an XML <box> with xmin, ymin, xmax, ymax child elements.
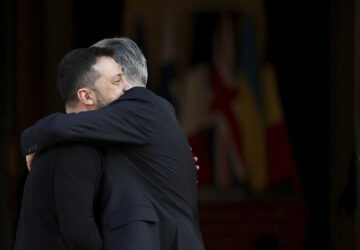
<box><xmin>93</xmin><ymin>56</ymin><xmax>122</xmax><ymax>75</ymax></box>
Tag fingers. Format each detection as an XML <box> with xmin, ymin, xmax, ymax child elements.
<box><xmin>26</xmin><ymin>153</ymin><xmax>36</xmax><ymax>171</ymax></box>
<box><xmin>26</xmin><ymin>159</ymin><xmax>32</xmax><ymax>171</ymax></box>
<box><xmin>191</xmin><ymin>148</ymin><xmax>200</xmax><ymax>172</ymax></box>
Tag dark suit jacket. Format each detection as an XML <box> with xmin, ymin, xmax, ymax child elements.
<box><xmin>21</xmin><ymin>87</ymin><xmax>204</xmax><ymax>250</ymax></box>
<box><xmin>14</xmin><ymin>144</ymin><xmax>103</xmax><ymax>250</ymax></box>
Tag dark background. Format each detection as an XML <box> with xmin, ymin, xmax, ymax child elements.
<box><xmin>0</xmin><ymin>0</ymin><xmax>356</xmax><ymax>249</ymax></box>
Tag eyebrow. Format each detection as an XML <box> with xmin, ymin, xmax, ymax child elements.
<box><xmin>112</xmin><ymin>73</ymin><xmax>122</xmax><ymax>80</ymax></box>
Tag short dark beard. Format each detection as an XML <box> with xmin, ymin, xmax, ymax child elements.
<box><xmin>94</xmin><ymin>90</ymin><xmax>108</xmax><ymax>109</ymax></box>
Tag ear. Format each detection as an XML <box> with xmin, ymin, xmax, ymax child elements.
<box><xmin>77</xmin><ymin>88</ymin><xmax>95</xmax><ymax>106</ymax></box>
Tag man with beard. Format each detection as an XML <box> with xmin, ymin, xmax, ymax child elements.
<box><xmin>15</xmin><ymin>47</ymin><xmax>130</xmax><ymax>250</ymax></box>
<box><xmin>21</xmin><ymin>38</ymin><xmax>204</xmax><ymax>250</ymax></box>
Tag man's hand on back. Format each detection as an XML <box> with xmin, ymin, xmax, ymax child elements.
<box><xmin>26</xmin><ymin>152</ymin><xmax>37</xmax><ymax>171</ymax></box>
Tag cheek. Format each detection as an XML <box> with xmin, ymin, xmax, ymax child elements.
<box><xmin>112</xmin><ymin>86</ymin><xmax>124</xmax><ymax>98</ymax></box>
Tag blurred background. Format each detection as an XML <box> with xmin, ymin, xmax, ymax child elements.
<box><xmin>0</xmin><ymin>0</ymin><xmax>357</xmax><ymax>249</ymax></box>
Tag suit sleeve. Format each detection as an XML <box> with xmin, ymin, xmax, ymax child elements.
<box><xmin>54</xmin><ymin>146</ymin><xmax>103</xmax><ymax>250</ymax></box>
<box><xmin>21</xmin><ymin>98</ymin><xmax>155</xmax><ymax>155</ymax></box>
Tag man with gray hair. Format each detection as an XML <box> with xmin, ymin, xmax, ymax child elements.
<box><xmin>22</xmin><ymin>37</ymin><xmax>205</xmax><ymax>250</ymax></box>
<box><xmin>92</xmin><ymin>38</ymin><xmax>148</xmax><ymax>86</ymax></box>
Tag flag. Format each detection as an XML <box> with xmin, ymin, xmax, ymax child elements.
<box><xmin>178</xmin><ymin>64</ymin><xmax>214</xmax><ymax>185</ymax></box>
<box><xmin>235</xmin><ymin>15</ymin><xmax>267</xmax><ymax>193</ymax></box>
<box><xmin>261</xmin><ymin>63</ymin><xmax>302</xmax><ymax>192</ymax></box>
<box><xmin>209</xmin><ymin>13</ymin><xmax>247</xmax><ymax>189</ymax></box>
<box><xmin>178</xmin><ymin>12</ymin><xmax>301</xmax><ymax>194</ymax></box>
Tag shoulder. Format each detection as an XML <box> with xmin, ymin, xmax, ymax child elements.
<box><xmin>56</xmin><ymin>143</ymin><xmax>102</xmax><ymax>158</ymax></box>
<box><xmin>113</xmin><ymin>87</ymin><xmax>154</xmax><ymax>105</ymax></box>
<box><xmin>108</xmin><ymin>87</ymin><xmax>157</xmax><ymax>117</ymax></box>
<box><xmin>54</xmin><ymin>143</ymin><xmax>103</xmax><ymax>171</ymax></box>
<box><xmin>106</xmin><ymin>87</ymin><xmax>176</xmax><ymax>123</ymax></box>
<box><xmin>121</xmin><ymin>87</ymin><xmax>174</xmax><ymax>111</ymax></box>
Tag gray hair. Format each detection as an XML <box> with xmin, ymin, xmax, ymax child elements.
<box><xmin>91</xmin><ymin>37</ymin><xmax>148</xmax><ymax>86</ymax></box>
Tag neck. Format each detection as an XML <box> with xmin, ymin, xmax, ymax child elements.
<box><xmin>131</xmin><ymin>83</ymin><xmax>145</xmax><ymax>88</ymax></box>
<box><xmin>65</xmin><ymin>103</ymin><xmax>94</xmax><ymax>114</ymax></box>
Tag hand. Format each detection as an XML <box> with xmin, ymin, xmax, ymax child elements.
<box><xmin>194</xmin><ymin>156</ymin><xmax>200</xmax><ymax>184</ymax></box>
<box><xmin>190</xmin><ymin>147</ymin><xmax>200</xmax><ymax>171</ymax></box>
<box><xmin>26</xmin><ymin>152</ymin><xmax>37</xmax><ymax>171</ymax></box>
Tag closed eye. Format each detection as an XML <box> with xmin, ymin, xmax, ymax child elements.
<box><xmin>113</xmin><ymin>73</ymin><xmax>122</xmax><ymax>84</ymax></box>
